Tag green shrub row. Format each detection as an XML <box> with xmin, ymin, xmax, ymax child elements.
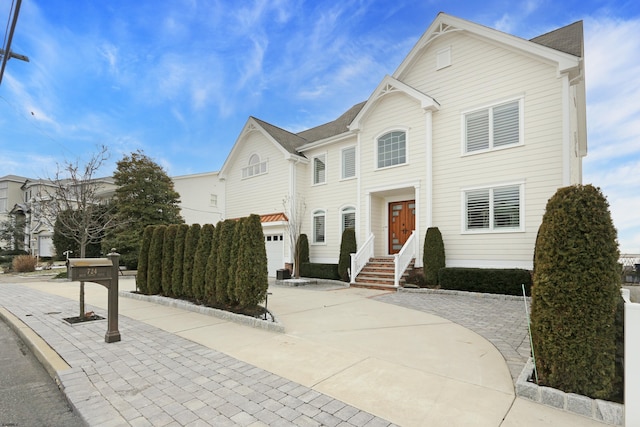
<box><xmin>438</xmin><ymin>267</ymin><xmax>532</xmax><ymax>296</ymax></box>
<box><xmin>300</xmin><ymin>262</ymin><xmax>340</xmax><ymax>280</ymax></box>
<box><xmin>136</xmin><ymin>215</ymin><xmax>269</xmax><ymax>309</ymax></box>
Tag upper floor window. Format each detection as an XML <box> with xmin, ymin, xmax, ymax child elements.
<box><xmin>464</xmin><ymin>99</ymin><xmax>522</xmax><ymax>154</ymax></box>
<box><xmin>210</xmin><ymin>194</ymin><xmax>217</xmax><ymax>207</ymax></box>
<box><xmin>313</xmin><ymin>209</ymin><xmax>326</xmax><ymax>243</ymax></box>
<box><xmin>341</xmin><ymin>206</ymin><xmax>356</xmax><ymax>233</ymax></box>
<box><xmin>377</xmin><ymin>131</ymin><xmax>406</xmax><ymax>169</ymax></box>
<box><xmin>341</xmin><ymin>147</ymin><xmax>356</xmax><ymax>179</ymax></box>
<box><xmin>313</xmin><ymin>154</ymin><xmax>326</xmax><ymax>185</ymax></box>
<box><xmin>242</xmin><ymin>154</ymin><xmax>267</xmax><ymax>178</ymax></box>
<box><xmin>464</xmin><ymin>183</ymin><xmax>523</xmax><ymax>232</ymax></box>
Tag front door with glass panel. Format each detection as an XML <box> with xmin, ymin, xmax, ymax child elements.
<box><xmin>388</xmin><ymin>200</ymin><xmax>415</xmax><ymax>254</ymax></box>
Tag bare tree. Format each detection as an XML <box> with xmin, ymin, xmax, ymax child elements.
<box><xmin>283</xmin><ymin>194</ymin><xmax>306</xmax><ymax>278</ymax></box>
<box><xmin>41</xmin><ymin>145</ymin><xmax>118</xmax><ymax>318</ymax></box>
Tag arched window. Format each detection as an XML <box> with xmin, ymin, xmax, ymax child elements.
<box><xmin>377</xmin><ymin>131</ymin><xmax>406</xmax><ymax>168</ymax></box>
<box><xmin>313</xmin><ymin>210</ymin><xmax>326</xmax><ymax>244</ymax></box>
<box><xmin>242</xmin><ymin>154</ymin><xmax>268</xmax><ymax>178</ymax></box>
<box><xmin>341</xmin><ymin>206</ymin><xmax>355</xmax><ymax>233</ymax></box>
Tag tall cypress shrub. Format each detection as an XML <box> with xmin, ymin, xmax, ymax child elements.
<box><xmin>215</xmin><ymin>220</ymin><xmax>236</xmax><ymax>305</ymax></box>
<box><xmin>182</xmin><ymin>224</ymin><xmax>201</xmax><ymax>298</ymax></box>
<box><xmin>338</xmin><ymin>228</ymin><xmax>357</xmax><ymax>282</ymax></box>
<box><xmin>228</xmin><ymin>218</ymin><xmax>244</xmax><ymax>306</ymax></box>
<box><xmin>192</xmin><ymin>223</ymin><xmax>214</xmax><ymax>301</ymax></box>
<box><xmin>530</xmin><ymin>185</ymin><xmax>620</xmax><ymax>400</ymax></box>
<box><xmin>235</xmin><ymin>214</ymin><xmax>269</xmax><ymax>308</ymax></box>
<box><xmin>136</xmin><ymin>225</ymin><xmax>155</xmax><ymax>294</ymax></box>
<box><xmin>297</xmin><ymin>234</ymin><xmax>309</xmax><ymax>263</ymax></box>
<box><xmin>423</xmin><ymin>227</ymin><xmax>445</xmax><ymax>286</ymax></box>
<box><xmin>147</xmin><ymin>225</ymin><xmax>166</xmax><ymax>295</ymax></box>
<box><xmin>161</xmin><ymin>224</ymin><xmax>178</xmax><ymax>296</ymax></box>
<box><xmin>171</xmin><ymin>224</ymin><xmax>189</xmax><ymax>297</ymax></box>
<box><xmin>205</xmin><ymin>223</ymin><xmax>220</xmax><ymax>306</ymax></box>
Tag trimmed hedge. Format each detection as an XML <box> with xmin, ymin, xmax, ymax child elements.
<box><xmin>530</xmin><ymin>184</ymin><xmax>620</xmax><ymax>400</ymax></box>
<box><xmin>161</xmin><ymin>224</ymin><xmax>178</xmax><ymax>296</ymax></box>
<box><xmin>300</xmin><ymin>262</ymin><xmax>340</xmax><ymax>280</ymax></box>
<box><xmin>438</xmin><ymin>267</ymin><xmax>532</xmax><ymax>296</ymax></box>
<box><xmin>423</xmin><ymin>227</ymin><xmax>445</xmax><ymax>286</ymax></box>
<box><xmin>136</xmin><ymin>225</ymin><xmax>155</xmax><ymax>294</ymax></box>
<box><xmin>338</xmin><ymin>228</ymin><xmax>356</xmax><ymax>282</ymax></box>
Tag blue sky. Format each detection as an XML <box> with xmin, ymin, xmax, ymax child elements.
<box><xmin>1</xmin><ymin>0</ymin><xmax>639</xmax><ymax>253</ymax></box>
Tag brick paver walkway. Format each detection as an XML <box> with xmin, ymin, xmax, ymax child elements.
<box><xmin>0</xmin><ymin>283</ymin><xmax>394</xmax><ymax>427</ymax></box>
<box><xmin>374</xmin><ymin>290</ymin><xmax>531</xmax><ymax>382</ymax></box>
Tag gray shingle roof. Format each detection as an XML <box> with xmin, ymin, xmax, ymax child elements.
<box><xmin>252</xmin><ymin>101</ymin><xmax>366</xmax><ymax>155</ymax></box>
<box><xmin>250</xmin><ymin>117</ymin><xmax>309</xmax><ymax>155</ymax></box>
<box><xmin>530</xmin><ymin>20</ymin><xmax>583</xmax><ymax>57</ymax></box>
<box><xmin>296</xmin><ymin>101</ymin><xmax>366</xmax><ymax>142</ymax></box>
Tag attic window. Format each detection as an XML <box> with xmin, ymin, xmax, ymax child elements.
<box><xmin>242</xmin><ymin>154</ymin><xmax>268</xmax><ymax>178</ymax></box>
<box><xmin>436</xmin><ymin>47</ymin><xmax>451</xmax><ymax>70</ymax></box>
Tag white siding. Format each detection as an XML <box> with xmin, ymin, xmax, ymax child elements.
<box><xmin>224</xmin><ymin>131</ymin><xmax>291</xmax><ymax>220</ymax></box>
<box><xmin>400</xmin><ymin>31</ymin><xmax>566</xmax><ymax>268</ymax></box>
<box><xmin>173</xmin><ymin>172</ymin><xmax>224</xmax><ymax>225</ymax></box>
<box><xmin>300</xmin><ymin>137</ymin><xmax>358</xmax><ymax>263</ymax></box>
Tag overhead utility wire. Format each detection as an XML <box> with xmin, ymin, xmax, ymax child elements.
<box><xmin>0</xmin><ymin>0</ymin><xmax>29</xmax><ymax>86</ymax></box>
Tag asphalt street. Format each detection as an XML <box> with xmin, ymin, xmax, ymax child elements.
<box><xmin>0</xmin><ymin>316</ymin><xmax>85</xmax><ymax>427</ymax></box>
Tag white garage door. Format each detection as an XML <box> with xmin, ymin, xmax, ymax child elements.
<box><xmin>265</xmin><ymin>234</ymin><xmax>284</xmax><ymax>277</ymax></box>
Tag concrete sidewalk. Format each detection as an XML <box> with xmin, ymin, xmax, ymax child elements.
<box><xmin>0</xmin><ymin>277</ymin><xmax>608</xmax><ymax>426</ymax></box>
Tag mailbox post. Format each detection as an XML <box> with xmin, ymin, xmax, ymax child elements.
<box><xmin>68</xmin><ymin>250</ymin><xmax>121</xmax><ymax>343</ymax></box>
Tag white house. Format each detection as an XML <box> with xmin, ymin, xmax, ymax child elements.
<box><xmin>182</xmin><ymin>13</ymin><xmax>586</xmax><ymax>280</ymax></box>
<box><xmin>173</xmin><ymin>172</ymin><xmax>225</xmax><ymax>225</ymax></box>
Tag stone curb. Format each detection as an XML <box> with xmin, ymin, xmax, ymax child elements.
<box><xmin>119</xmin><ymin>291</ymin><xmax>285</xmax><ymax>333</ymax></box>
<box><xmin>516</xmin><ymin>358</ymin><xmax>624</xmax><ymax>425</ymax></box>
<box><xmin>398</xmin><ymin>287</ymin><xmax>529</xmax><ymax>301</ymax></box>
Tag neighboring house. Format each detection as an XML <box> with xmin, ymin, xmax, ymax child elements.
<box><xmin>212</xmin><ymin>13</ymin><xmax>586</xmax><ymax>279</ymax></box>
<box><xmin>0</xmin><ymin>174</ymin><xmax>30</xmax><ymax>250</ymax></box>
<box><xmin>172</xmin><ymin>172</ymin><xmax>225</xmax><ymax>225</ymax></box>
<box><xmin>2</xmin><ymin>176</ymin><xmax>117</xmax><ymax>258</ymax></box>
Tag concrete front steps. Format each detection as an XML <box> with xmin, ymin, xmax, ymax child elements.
<box><xmin>352</xmin><ymin>257</ymin><xmax>415</xmax><ymax>290</ymax></box>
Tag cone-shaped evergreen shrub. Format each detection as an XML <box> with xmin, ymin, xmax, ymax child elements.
<box><xmin>171</xmin><ymin>224</ymin><xmax>189</xmax><ymax>297</ymax></box>
<box><xmin>235</xmin><ymin>214</ymin><xmax>269</xmax><ymax>308</ymax></box>
<box><xmin>182</xmin><ymin>224</ymin><xmax>201</xmax><ymax>298</ymax></box>
<box><xmin>192</xmin><ymin>223</ymin><xmax>214</xmax><ymax>301</ymax></box>
<box><xmin>215</xmin><ymin>219</ymin><xmax>236</xmax><ymax>305</ymax></box>
<box><xmin>136</xmin><ymin>225</ymin><xmax>155</xmax><ymax>294</ymax></box>
<box><xmin>147</xmin><ymin>225</ymin><xmax>166</xmax><ymax>295</ymax></box>
<box><xmin>423</xmin><ymin>227</ymin><xmax>445</xmax><ymax>286</ymax></box>
<box><xmin>296</xmin><ymin>234</ymin><xmax>309</xmax><ymax>278</ymax></box>
<box><xmin>228</xmin><ymin>218</ymin><xmax>244</xmax><ymax>306</ymax></box>
<box><xmin>204</xmin><ymin>223</ymin><xmax>220</xmax><ymax>305</ymax></box>
<box><xmin>530</xmin><ymin>184</ymin><xmax>620</xmax><ymax>400</ymax></box>
<box><xmin>338</xmin><ymin>228</ymin><xmax>357</xmax><ymax>282</ymax></box>
<box><xmin>161</xmin><ymin>225</ymin><xmax>178</xmax><ymax>296</ymax></box>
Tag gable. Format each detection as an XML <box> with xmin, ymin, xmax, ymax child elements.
<box><xmin>394</xmin><ymin>13</ymin><xmax>581</xmax><ymax>82</ymax></box>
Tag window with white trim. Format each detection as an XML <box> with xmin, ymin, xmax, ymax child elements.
<box><xmin>313</xmin><ymin>210</ymin><xmax>326</xmax><ymax>243</ymax></box>
<box><xmin>242</xmin><ymin>154</ymin><xmax>267</xmax><ymax>178</ymax></box>
<box><xmin>209</xmin><ymin>194</ymin><xmax>217</xmax><ymax>207</ymax></box>
<box><xmin>464</xmin><ymin>99</ymin><xmax>521</xmax><ymax>153</ymax></box>
<box><xmin>341</xmin><ymin>206</ymin><xmax>355</xmax><ymax>232</ymax></box>
<box><xmin>377</xmin><ymin>131</ymin><xmax>406</xmax><ymax>168</ymax></box>
<box><xmin>341</xmin><ymin>147</ymin><xmax>356</xmax><ymax>179</ymax></box>
<box><xmin>313</xmin><ymin>154</ymin><xmax>326</xmax><ymax>185</ymax></box>
<box><xmin>464</xmin><ymin>184</ymin><xmax>522</xmax><ymax>232</ymax></box>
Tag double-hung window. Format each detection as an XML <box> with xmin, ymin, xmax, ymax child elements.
<box><xmin>341</xmin><ymin>147</ymin><xmax>356</xmax><ymax>179</ymax></box>
<box><xmin>464</xmin><ymin>184</ymin><xmax>523</xmax><ymax>232</ymax></box>
<box><xmin>377</xmin><ymin>131</ymin><xmax>406</xmax><ymax>168</ymax></box>
<box><xmin>313</xmin><ymin>154</ymin><xmax>326</xmax><ymax>185</ymax></box>
<box><xmin>464</xmin><ymin>99</ymin><xmax>522</xmax><ymax>154</ymax></box>
<box><xmin>313</xmin><ymin>210</ymin><xmax>326</xmax><ymax>243</ymax></box>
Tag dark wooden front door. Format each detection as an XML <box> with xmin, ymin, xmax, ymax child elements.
<box><xmin>388</xmin><ymin>200</ymin><xmax>415</xmax><ymax>254</ymax></box>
